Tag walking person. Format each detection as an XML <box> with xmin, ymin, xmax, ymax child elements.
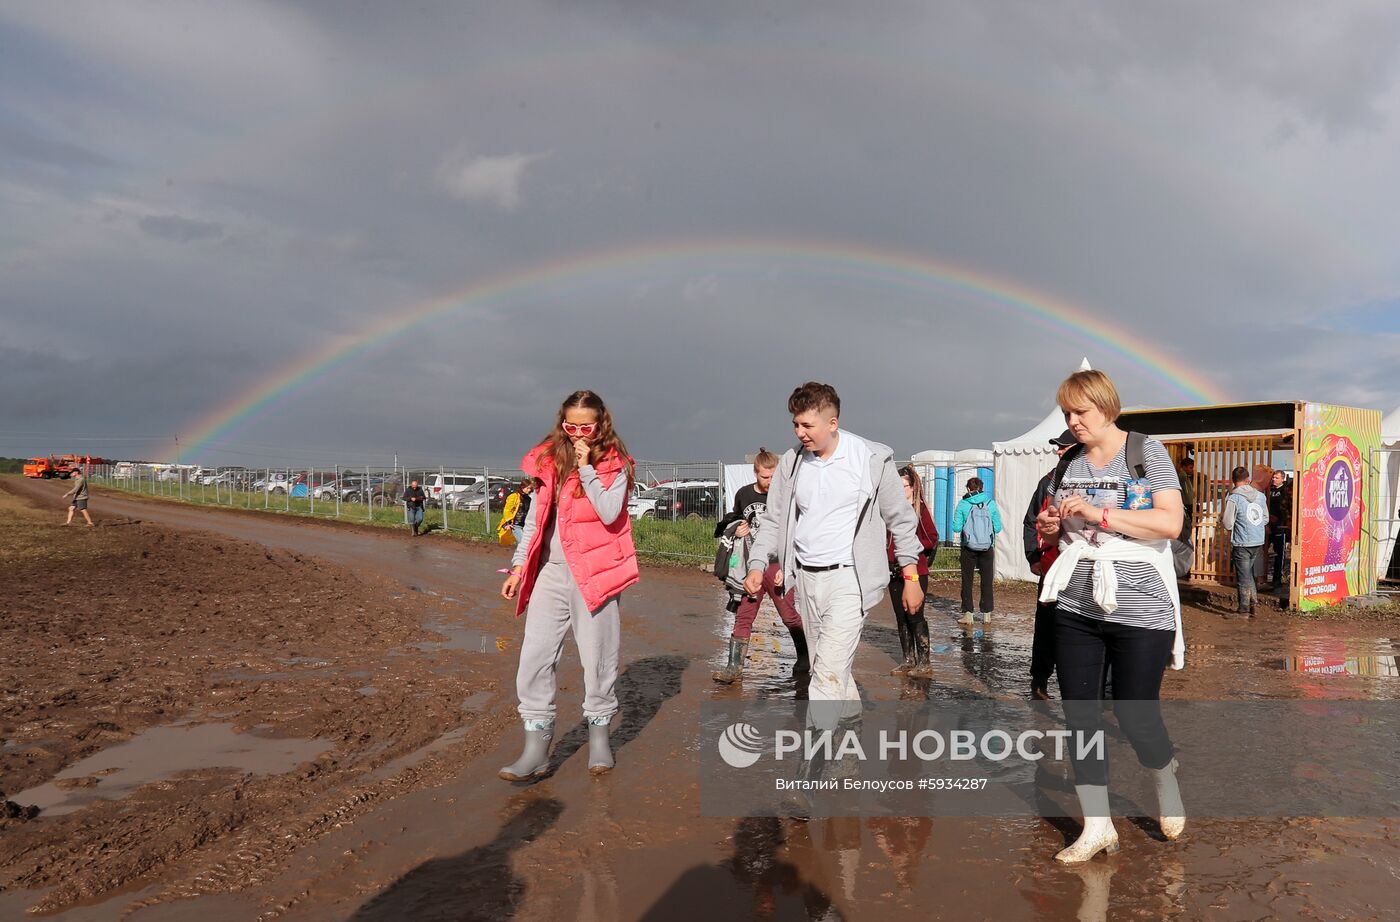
<box><xmin>1035</xmin><ymin>369</ymin><xmax>1187</xmax><ymax>862</ymax></box>
<box><xmin>953</xmin><ymin>477</ymin><xmax>1001</xmax><ymax>624</ymax></box>
<box><xmin>500</xmin><ymin>390</ymin><xmax>638</xmax><ymax>780</ymax></box>
<box><xmin>1266</xmin><ymin>470</ymin><xmax>1292</xmax><ymax>590</ymax></box>
<box><xmin>402</xmin><ymin>479</ymin><xmax>427</xmax><ymax>537</ymax></box>
<box><xmin>712</xmin><ymin>448</ymin><xmax>809</xmax><ymax>684</ymax></box>
<box><xmin>1024</xmin><ymin>431</ymin><xmax>1077</xmax><ymax>698</ymax></box>
<box><xmin>889</xmin><ymin>465</ymin><xmax>939</xmax><ymax>677</ymax></box>
<box><xmin>744</xmin><ymin>382</ymin><xmax>924</xmax><ymax>726</ymax></box>
<box><xmin>1222</xmin><ymin>465</ymin><xmax>1269</xmax><ymax>616</ymax></box>
<box><xmin>498</xmin><ymin>479</ymin><xmax>534</xmax><ymax>546</ymax></box>
<box><xmin>62</xmin><ymin>467</ymin><xmax>94</xmax><ymax>527</ymax></box>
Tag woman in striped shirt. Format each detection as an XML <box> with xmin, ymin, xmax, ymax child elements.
<box><xmin>1035</xmin><ymin>369</ymin><xmax>1187</xmax><ymax>863</ymax></box>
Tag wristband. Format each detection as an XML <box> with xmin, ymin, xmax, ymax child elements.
<box><xmin>1100</xmin><ymin>508</ymin><xmax>1111</xmax><ymax>530</ymax></box>
<box><xmin>903</xmin><ymin>573</ymin><xmax>919</xmax><ymax>582</ymax></box>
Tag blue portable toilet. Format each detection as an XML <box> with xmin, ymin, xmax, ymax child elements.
<box><xmin>910</xmin><ymin>451</ymin><xmax>957</xmax><ymax>542</ymax></box>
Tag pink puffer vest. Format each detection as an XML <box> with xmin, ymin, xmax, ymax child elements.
<box><xmin>515</xmin><ymin>444</ymin><xmax>639</xmax><ymax>616</ymax></box>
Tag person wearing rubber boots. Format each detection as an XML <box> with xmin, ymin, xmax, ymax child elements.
<box><xmin>713</xmin><ymin>448</ymin><xmax>810</xmax><ymax>684</ymax></box>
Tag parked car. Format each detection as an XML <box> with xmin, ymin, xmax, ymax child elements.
<box><xmin>290</xmin><ymin>472</ymin><xmax>339</xmax><ymax>497</ymax></box>
<box><xmin>422</xmin><ymin>473</ymin><xmax>486</xmax><ymax>508</ymax></box>
<box><xmin>446</xmin><ymin>478</ymin><xmax>515</xmax><ymax>512</ymax></box>
<box><xmin>253</xmin><ymin>472</ymin><xmax>293</xmax><ymax>494</ymax></box>
<box><xmin>335</xmin><ymin>476</ymin><xmax>400</xmax><ymax>506</ymax></box>
<box><xmin>629</xmin><ymin>486</ymin><xmax>666</xmax><ymax>519</ymax></box>
<box><xmin>632</xmin><ymin>480</ymin><xmax>721</xmax><ymax>521</ymax></box>
<box><xmin>310</xmin><ymin>478</ymin><xmax>345</xmax><ymax>501</ymax></box>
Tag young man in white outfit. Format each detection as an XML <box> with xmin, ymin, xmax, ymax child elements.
<box><xmin>744</xmin><ymin>382</ymin><xmax>925</xmax><ymax>727</ymax></box>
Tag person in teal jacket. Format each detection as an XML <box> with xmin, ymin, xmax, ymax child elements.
<box><xmin>951</xmin><ymin>477</ymin><xmax>1002</xmax><ymax>624</ymax></box>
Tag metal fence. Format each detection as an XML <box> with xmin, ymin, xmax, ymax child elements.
<box><xmin>80</xmin><ymin>457</ymin><xmax>963</xmax><ymax>570</ymax></box>
<box><xmin>84</xmin><ymin>460</ymin><xmax>720</xmax><ymax>560</ymax></box>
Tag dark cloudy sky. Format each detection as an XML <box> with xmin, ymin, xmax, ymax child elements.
<box><xmin>3</xmin><ymin>1</ymin><xmax>1398</xmax><ymax>468</ymax></box>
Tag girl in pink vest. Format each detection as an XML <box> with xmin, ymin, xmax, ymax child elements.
<box><xmin>499</xmin><ymin>390</ymin><xmax>639</xmax><ymax>780</ymax></box>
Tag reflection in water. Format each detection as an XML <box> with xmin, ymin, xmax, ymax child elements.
<box><xmin>1066</xmin><ymin>861</ymin><xmax>1114</xmax><ymax>922</ymax></box>
<box><xmin>870</xmin><ymin>816</ymin><xmax>934</xmax><ymax>891</ymax></box>
<box><xmin>414</xmin><ymin>620</ymin><xmax>513</xmax><ymax>654</ymax></box>
<box><xmin>1281</xmin><ymin>654</ymin><xmax>1399</xmax><ymax>677</ymax></box>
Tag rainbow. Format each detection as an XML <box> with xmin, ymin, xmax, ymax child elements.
<box><xmin>177</xmin><ymin>238</ymin><xmax>1228</xmax><ymax>460</ymax></box>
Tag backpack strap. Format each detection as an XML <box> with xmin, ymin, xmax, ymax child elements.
<box><xmin>1125</xmin><ymin>431</ymin><xmax>1147</xmax><ymax>480</ymax></box>
<box><xmin>1050</xmin><ymin>443</ymin><xmax>1085</xmax><ymax>493</ymax></box>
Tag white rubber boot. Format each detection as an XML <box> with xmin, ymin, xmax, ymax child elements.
<box><xmin>498</xmin><ymin>725</ymin><xmax>553</xmax><ymax>781</ymax></box>
<box><xmin>1055</xmin><ymin>785</ymin><xmax>1119</xmax><ymax>863</ymax></box>
<box><xmin>1153</xmin><ymin>758</ymin><xmax>1185</xmax><ymax>840</ymax></box>
<box><xmin>588</xmin><ymin>723</ymin><xmax>615</xmax><ymax>775</ymax></box>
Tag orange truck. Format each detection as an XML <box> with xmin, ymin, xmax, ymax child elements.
<box><xmin>23</xmin><ymin>455</ymin><xmax>110</xmax><ymax>479</ymax></box>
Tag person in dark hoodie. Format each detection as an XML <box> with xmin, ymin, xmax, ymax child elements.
<box><xmin>1023</xmin><ymin>430</ymin><xmax>1078</xmax><ymax>698</ymax></box>
<box><xmin>1266</xmin><ymin>470</ymin><xmax>1293</xmax><ymax>589</ymax></box>
<box><xmin>1222</xmin><ymin>465</ymin><xmax>1269</xmax><ymax>616</ymax></box>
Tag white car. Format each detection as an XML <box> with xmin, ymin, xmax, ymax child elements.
<box><xmin>422</xmin><ymin>473</ymin><xmax>485</xmax><ymax>507</ymax></box>
<box><xmin>629</xmin><ymin>480</ymin><xmax>720</xmax><ymax>520</ymax></box>
<box><xmin>253</xmin><ymin>472</ymin><xmax>292</xmax><ymax>494</ymax></box>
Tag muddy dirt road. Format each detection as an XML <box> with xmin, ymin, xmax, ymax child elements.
<box><xmin>3</xmin><ymin>477</ymin><xmax>1399</xmax><ymax>921</ymax></box>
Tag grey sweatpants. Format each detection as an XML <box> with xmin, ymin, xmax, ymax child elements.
<box><xmin>516</xmin><ymin>559</ymin><xmax>621</xmax><ymax>728</ymax></box>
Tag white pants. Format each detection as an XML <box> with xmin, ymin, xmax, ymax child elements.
<box><xmin>795</xmin><ymin>567</ymin><xmax>865</xmax><ymax>727</ymax></box>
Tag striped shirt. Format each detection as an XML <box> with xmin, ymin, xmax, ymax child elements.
<box><xmin>1051</xmin><ymin>437</ymin><xmax>1181</xmax><ymax>631</ymax></box>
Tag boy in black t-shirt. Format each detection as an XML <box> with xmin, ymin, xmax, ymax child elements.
<box><xmin>713</xmin><ymin>449</ymin><xmax>808</xmax><ymax>683</ymax></box>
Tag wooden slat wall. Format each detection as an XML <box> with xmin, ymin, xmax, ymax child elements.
<box><xmin>1187</xmin><ymin>437</ymin><xmax>1275</xmax><ymax>582</ymax></box>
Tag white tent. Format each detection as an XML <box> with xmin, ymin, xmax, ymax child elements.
<box><xmin>990</xmin><ymin>359</ymin><xmax>1089</xmax><ymax>582</ymax></box>
<box><xmin>1377</xmin><ymin>406</ymin><xmax>1400</xmax><ymax>581</ymax></box>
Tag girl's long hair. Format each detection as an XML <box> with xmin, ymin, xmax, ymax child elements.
<box><xmin>899</xmin><ymin>465</ymin><xmax>927</xmax><ymax>515</ymax></box>
<box><xmin>540</xmin><ymin>390</ymin><xmax>633</xmax><ymax>498</ymax></box>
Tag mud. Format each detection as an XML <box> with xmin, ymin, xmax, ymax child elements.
<box><xmin>2</xmin><ymin>476</ymin><xmax>1399</xmax><ymax>920</ymax></box>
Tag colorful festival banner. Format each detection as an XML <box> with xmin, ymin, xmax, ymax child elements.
<box><xmin>1297</xmin><ymin>403</ymin><xmax>1382</xmax><ymax>610</ymax></box>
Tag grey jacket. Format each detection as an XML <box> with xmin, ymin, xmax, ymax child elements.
<box><xmin>1221</xmin><ymin>484</ymin><xmax>1268</xmax><ymax>548</ymax></box>
<box><xmin>747</xmin><ymin>430</ymin><xmax>923</xmax><ymax>611</ymax></box>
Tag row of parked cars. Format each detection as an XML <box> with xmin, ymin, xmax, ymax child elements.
<box><xmin>627</xmin><ymin>480</ymin><xmax>722</xmax><ymax>521</ymax></box>
<box><xmin>142</xmin><ymin>466</ymin><xmax>726</xmax><ymax>522</ymax></box>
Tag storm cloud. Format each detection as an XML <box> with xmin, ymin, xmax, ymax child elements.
<box><xmin>2</xmin><ymin>0</ymin><xmax>1397</xmax><ymax>467</ymax></box>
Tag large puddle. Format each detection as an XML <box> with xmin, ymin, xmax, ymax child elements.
<box><xmin>12</xmin><ymin>722</ymin><xmax>329</xmax><ymax>817</ymax></box>
<box><xmin>413</xmin><ymin>619</ymin><xmax>514</xmax><ymax>655</ymax></box>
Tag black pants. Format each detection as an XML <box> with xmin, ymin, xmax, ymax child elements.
<box><xmin>1056</xmin><ymin>610</ymin><xmax>1175</xmax><ymax>786</ymax></box>
<box><xmin>1030</xmin><ymin>593</ymin><xmax>1056</xmax><ymax>688</ymax></box>
<box><xmin>887</xmin><ymin>573</ymin><xmax>930</xmax><ymax>632</ymax></box>
<box><xmin>960</xmin><ymin>547</ymin><xmax>994</xmax><ymax>613</ymax></box>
